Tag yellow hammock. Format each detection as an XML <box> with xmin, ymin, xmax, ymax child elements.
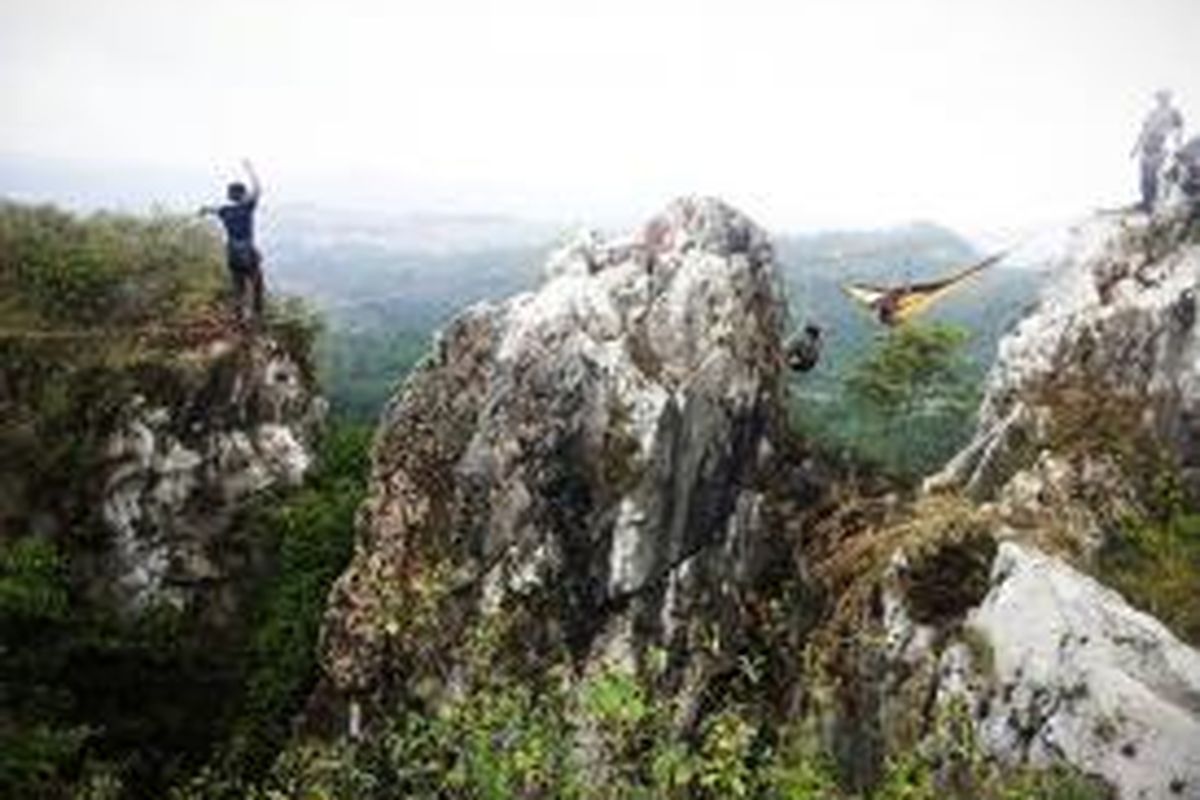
<box><xmin>841</xmin><ymin>251</ymin><xmax>1008</xmax><ymax>326</ymax></box>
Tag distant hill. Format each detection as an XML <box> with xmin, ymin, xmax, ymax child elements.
<box><xmin>0</xmin><ymin>169</ymin><xmax>1045</xmax><ymax>422</ymax></box>
<box><xmin>265</xmin><ymin>204</ymin><xmax>562</xmax><ymax>256</ymax></box>
<box><xmin>255</xmin><ymin>212</ymin><xmax>1045</xmax><ymax>422</ymax></box>
<box><xmin>247</xmin><ymin>208</ymin><xmax>554</xmax><ymax>418</ymax></box>
<box><xmin>268</xmin><ymin>237</ymin><xmax>549</xmax><ymax>333</ymax></box>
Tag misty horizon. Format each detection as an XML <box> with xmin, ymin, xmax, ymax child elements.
<box><xmin>4</xmin><ymin>0</ymin><xmax>1200</xmax><ymax>236</ymax></box>
<box><xmin>0</xmin><ymin>149</ymin><xmax>1116</xmax><ymax>266</ymax></box>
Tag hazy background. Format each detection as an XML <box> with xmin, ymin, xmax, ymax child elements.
<box><xmin>3</xmin><ymin>0</ymin><xmax>1199</xmax><ymax>233</ymax></box>
<box><xmin>2</xmin><ymin>0</ymin><xmax>1194</xmax><ymax>422</ymax></box>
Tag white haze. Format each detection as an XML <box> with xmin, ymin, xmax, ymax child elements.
<box><xmin>2</xmin><ymin>0</ymin><xmax>1199</xmax><ymax>233</ymax></box>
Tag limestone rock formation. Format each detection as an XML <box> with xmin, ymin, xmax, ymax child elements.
<box><xmin>319</xmin><ymin>198</ymin><xmax>795</xmax><ymax>717</ymax></box>
<box><xmin>934</xmin><ymin>211</ymin><xmax>1200</xmax><ymax>509</ymax></box>
<box><xmin>855</xmin><ymin>535</ymin><xmax>1200</xmax><ymax>798</ymax></box>
<box><xmin>313</xmin><ymin>199</ymin><xmax>1199</xmax><ymax>796</ymax></box>
<box><xmin>855</xmin><ymin>213</ymin><xmax>1200</xmax><ymax>798</ymax></box>
<box><xmin>93</xmin><ymin>334</ymin><xmax>324</xmax><ymax>617</ymax></box>
<box><xmin>968</xmin><ymin>543</ymin><xmax>1200</xmax><ymax>800</ymax></box>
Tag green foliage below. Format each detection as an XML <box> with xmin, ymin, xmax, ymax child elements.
<box><xmin>0</xmin><ymin>537</ymin><xmax>69</xmax><ymax>624</ymax></box>
<box><xmin>873</xmin><ymin>701</ymin><xmax>1111</xmax><ymax>800</ymax></box>
<box><xmin>1024</xmin><ymin>378</ymin><xmax>1200</xmax><ymax>645</ymax></box>
<box><xmin>316</xmin><ymin>328</ymin><xmax>430</xmax><ymax>422</ymax></box>
<box><xmin>0</xmin><ymin>529</ymin><xmax>232</xmax><ymax>799</ymax></box>
<box><xmin>0</xmin><ymin>423</ymin><xmax>368</xmax><ymax>800</ymax></box>
<box><xmin>0</xmin><ymin>537</ymin><xmax>81</xmax><ymax>796</ymax></box>
<box><xmin>843</xmin><ymin>324</ymin><xmax>973</xmax><ymax>412</ymax></box>
<box><xmin>171</xmin><ymin>662</ymin><xmax>1109</xmax><ymax>800</ymax></box>
<box><xmin>221</xmin><ymin>425</ymin><xmax>369</xmax><ymax>777</ymax></box>
<box><xmin>792</xmin><ymin>323</ymin><xmax>980</xmax><ymax>481</ymax></box>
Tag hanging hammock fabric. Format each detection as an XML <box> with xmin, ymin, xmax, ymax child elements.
<box><xmin>841</xmin><ymin>251</ymin><xmax>1008</xmax><ymax>326</ymax></box>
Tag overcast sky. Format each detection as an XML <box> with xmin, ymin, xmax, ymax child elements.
<box><xmin>2</xmin><ymin>0</ymin><xmax>1198</xmax><ymax>232</ymax></box>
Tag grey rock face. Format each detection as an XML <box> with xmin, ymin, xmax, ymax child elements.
<box><xmin>932</xmin><ymin>212</ymin><xmax>1200</xmax><ymax>504</ymax></box>
<box><xmin>883</xmin><ymin>212</ymin><xmax>1200</xmax><ymax>798</ymax></box>
<box><xmin>848</xmin><ymin>534</ymin><xmax>1200</xmax><ymax>800</ymax></box>
<box><xmin>95</xmin><ymin>335</ymin><xmax>323</xmax><ymax>618</ymax></box>
<box><xmin>320</xmin><ymin>198</ymin><xmax>792</xmax><ymax>702</ymax></box>
<box><xmin>969</xmin><ymin>543</ymin><xmax>1200</xmax><ymax>800</ymax></box>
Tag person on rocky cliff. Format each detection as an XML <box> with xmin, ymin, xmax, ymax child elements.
<box><xmin>201</xmin><ymin>159</ymin><xmax>265</xmax><ymax>324</ymax></box>
<box><xmin>1132</xmin><ymin>90</ymin><xmax>1184</xmax><ymax>213</ymax></box>
<box><xmin>787</xmin><ymin>323</ymin><xmax>823</xmax><ymax>372</ymax></box>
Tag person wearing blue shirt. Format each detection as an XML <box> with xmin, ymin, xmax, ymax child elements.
<box><xmin>201</xmin><ymin>160</ymin><xmax>264</xmax><ymax>323</ymax></box>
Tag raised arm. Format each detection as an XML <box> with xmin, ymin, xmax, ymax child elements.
<box><xmin>242</xmin><ymin>159</ymin><xmax>262</xmax><ymax>201</ymax></box>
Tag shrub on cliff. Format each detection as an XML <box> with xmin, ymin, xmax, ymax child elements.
<box><xmin>1101</xmin><ymin>471</ymin><xmax>1200</xmax><ymax>646</ymax></box>
<box><xmin>0</xmin><ymin>202</ymin><xmax>224</xmax><ymax>328</ymax></box>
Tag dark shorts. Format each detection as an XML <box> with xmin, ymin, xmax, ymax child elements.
<box><xmin>1182</xmin><ymin>162</ymin><xmax>1200</xmax><ymax>199</ymax></box>
<box><xmin>227</xmin><ymin>241</ymin><xmax>261</xmax><ymax>273</ymax></box>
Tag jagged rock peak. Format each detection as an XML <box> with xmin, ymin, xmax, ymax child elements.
<box><xmin>545</xmin><ymin>196</ymin><xmax>774</xmax><ymax>280</ymax></box>
<box><xmin>933</xmin><ymin>211</ymin><xmax>1200</xmax><ymax>507</ymax></box>
<box><xmin>319</xmin><ymin>197</ymin><xmax>796</xmax><ymax>715</ymax></box>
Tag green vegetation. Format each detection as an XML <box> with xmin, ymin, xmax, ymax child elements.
<box><xmin>219</xmin><ymin>424</ymin><xmax>369</xmax><ymax>778</ymax></box>
<box><xmin>792</xmin><ymin>323</ymin><xmax>980</xmax><ymax>481</ymax></box>
<box><xmin>1022</xmin><ymin>373</ymin><xmax>1200</xmax><ymax>647</ymax></box>
<box><xmin>1</xmin><ymin>525</ymin><xmax>235</xmax><ymax>797</ymax></box>
<box><xmin>0</xmin><ymin>201</ymin><xmax>363</xmax><ymax>798</ymax></box>
<box><xmin>171</xmin><ymin>663</ymin><xmax>1108</xmax><ymax>800</ymax></box>
<box><xmin>1100</xmin><ymin>472</ymin><xmax>1200</xmax><ymax>645</ymax></box>
<box><xmin>873</xmin><ymin>701</ymin><xmax>1111</xmax><ymax>800</ymax></box>
<box><xmin>0</xmin><ymin>202</ymin><xmax>224</xmax><ymax>328</ymax></box>
<box><xmin>0</xmin><ymin>537</ymin><xmax>80</xmax><ymax>796</ymax></box>
<box><xmin>317</xmin><ymin>328</ymin><xmax>429</xmax><ymax>422</ymax></box>
<box><xmin>0</xmin><ymin>536</ymin><xmax>69</xmax><ymax>623</ymax></box>
<box><xmin>0</xmin><ymin>424</ymin><xmax>369</xmax><ymax>800</ymax></box>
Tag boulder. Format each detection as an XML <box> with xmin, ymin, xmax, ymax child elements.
<box><xmin>969</xmin><ymin>542</ymin><xmax>1200</xmax><ymax>800</ymax></box>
